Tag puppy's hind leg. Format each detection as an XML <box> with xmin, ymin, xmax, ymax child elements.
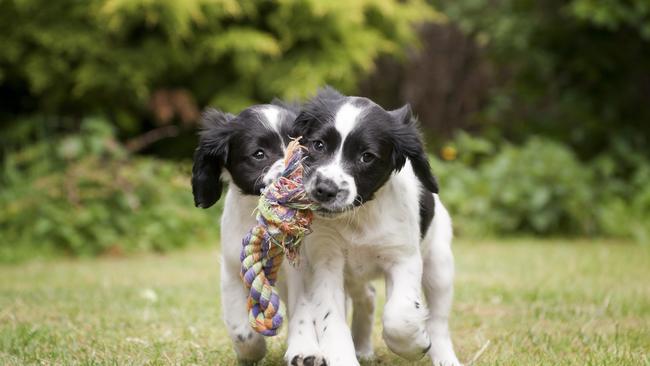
<box><xmin>221</xmin><ymin>259</ymin><xmax>267</xmax><ymax>364</ymax></box>
<box><xmin>348</xmin><ymin>282</ymin><xmax>376</xmax><ymax>361</ymax></box>
<box><xmin>422</xmin><ymin>198</ymin><xmax>462</xmax><ymax>366</ymax></box>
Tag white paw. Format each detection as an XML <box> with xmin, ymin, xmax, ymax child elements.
<box><xmin>285</xmin><ymin>327</ymin><xmax>327</xmax><ymax>366</ymax></box>
<box><xmin>428</xmin><ymin>336</ymin><xmax>462</xmax><ymax>366</ymax></box>
<box><xmin>382</xmin><ymin>321</ymin><xmax>430</xmax><ymax>360</ymax></box>
<box><xmin>288</xmin><ymin>354</ymin><xmax>328</xmax><ymax>366</ymax></box>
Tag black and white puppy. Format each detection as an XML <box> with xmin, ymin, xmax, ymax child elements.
<box><xmin>192</xmin><ymin>102</ymin><xmax>300</xmax><ymax>365</ymax></box>
<box><xmin>285</xmin><ymin>88</ymin><xmax>461</xmax><ymax>366</ymax></box>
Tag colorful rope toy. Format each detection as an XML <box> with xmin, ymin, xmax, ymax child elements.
<box><xmin>239</xmin><ymin>140</ymin><xmax>318</xmax><ymax>336</ymax></box>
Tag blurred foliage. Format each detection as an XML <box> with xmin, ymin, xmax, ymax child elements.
<box><xmin>3</xmin><ymin>123</ymin><xmax>648</xmax><ymax>263</ymax></box>
<box><xmin>0</xmin><ymin>0</ymin><xmax>435</xmax><ymax>146</ymax></box>
<box><xmin>0</xmin><ymin>119</ymin><xmax>220</xmax><ymax>262</ymax></box>
<box><xmin>433</xmin><ymin>133</ymin><xmax>650</xmax><ymax>241</ymax></box>
<box><xmin>1</xmin><ymin>0</ymin><xmax>648</xmax><ymax>260</ymax></box>
<box><xmin>434</xmin><ymin>0</ymin><xmax>650</xmax><ymax>159</ymax></box>
<box><xmin>591</xmin><ymin>141</ymin><xmax>650</xmax><ymax>243</ymax></box>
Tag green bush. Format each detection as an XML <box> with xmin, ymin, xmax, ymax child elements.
<box><xmin>0</xmin><ymin>119</ymin><xmax>220</xmax><ymax>262</ymax></box>
<box><xmin>0</xmin><ymin>0</ymin><xmax>435</xmax><ymax>141</ymax></box>
<box><xmin>431</xmin><ymin>133</ymin><xmax>650</xmax><ymax>241</ymax></box>
<box><xmin>2</xmin><ymin>124</ymin><xmax>648</xmax><ymax>263</ymax></box>
<box><xmin>433</xmin><ymin>0</ymin><xmax>650</xmax><ymax>159</ymax></box>
<box><xmin>434</xmin><ymin>136</ymin><xmax>597</xmax><ymax>236</ymax></box>
<box><xmin>592</xmin><ymin>143</ymin><xmax>650</xmax><ymax>243</ymax></box>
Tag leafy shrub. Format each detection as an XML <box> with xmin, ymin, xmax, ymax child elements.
<box><xmin>433</xmin><ymin>133</ymin><xmax>650</xmax><ymax>241</ymax></box>
<box><xmin>432</xmin><ymin>0</ymin><xmax>650</xmax><ymax>159</ymax></box>
<box><xmin>591</xmin><ymin>143</ymin><xmax>650</xmax><ymax>243</ymax></box>
<box><xmin>0</xmin><ymin>0</ymin><xmax>435</xmax><ymax>141</ymax></box>
<box><xmin>0</xmin><ymin>119</ymin><xmax>220</xmax><ymax>262</ymax></box>
<box><xmin>433</xmin><ymin>135</ymin><xmax>598</xmax><ymax>237</ymax></box>
<box><xmin>596</xmin><ymin>175</ymin><xmax>650</xmax><ymax>243</ymax></box>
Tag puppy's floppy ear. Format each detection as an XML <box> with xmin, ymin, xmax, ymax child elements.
<box><xmin>390</xmin><ymin>104</ymin><xmax>439</xmax><ymax>194</ymax></box>
<box><xmin>192</xmin><ymin>108</ymin><xmax>234</xmax><ymax>208</ymax></box>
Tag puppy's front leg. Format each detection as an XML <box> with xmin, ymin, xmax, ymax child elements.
<box><xmin>220</xmin><ymin>258</ymin><xmax>266</xmax><ymax>364</ymax></box>
<box><xmin>383</xmin><ymin>251</ymin><xmax>431</xmax><ymax>360</ymax></box>
<box><xmin>285</xmin><ymin>264</ymin><xmax>327</xmax><ymax>366</ymax></box>
<box><xmin>309</xmin><ymin>248</ymin><xmax>359</xmax><ymax>366</ymax></box>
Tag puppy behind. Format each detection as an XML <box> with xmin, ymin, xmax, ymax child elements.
<box><xmin>192</xmin><ymin>101</ymin><xmax>297</xmax><ymax>364</ymax></box>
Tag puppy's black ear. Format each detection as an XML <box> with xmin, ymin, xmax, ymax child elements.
<box><xmin>390</xmin><ymin>104</ymin><xmax>439</xmax><ymax>194</ymax></box>
<box><xmin>191</xmin><ymin>108</ymin><xmax>234</xmax><ymax>208</ymax></box>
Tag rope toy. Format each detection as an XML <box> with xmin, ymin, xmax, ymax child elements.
<box><xmin>239</xmin><ymin>139</ymin><xmax>318</xmax><ymax>336</ymax></box>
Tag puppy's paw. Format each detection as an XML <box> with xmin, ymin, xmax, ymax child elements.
<box><xmin>286</xmin><ymin>331</ymin><xmax>327</xmax><ymax>366</ymax></box>
<box><xmin>383</xmin><ymin>324</ymin><xmax>431</xmax><ymax>361</ymax></box>
<box><xmin>355</xmin><ymin>348</ymin><xmax>375</xmax><ymax>363</ymax></box>
<box><xmin>428</xmin><ymin>336</ymin><xmax>462</xmax><ymax>366</ymax></box>
<box><xmin>288</xmin><ymin>354</ymin><xmax>328</xmax><ymax>366</ymax></box>
<box><xmin>232</xmin><ymin>329</ymin><xmax>266</xmax><ymax>364</ymax></box>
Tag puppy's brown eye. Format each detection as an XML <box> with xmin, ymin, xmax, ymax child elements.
<box><xmin>252</xmin><ymin>150</ymin><xmax>266</xmax><ymax>160</ymax></box>
<box><xmin>360</xmin><ymin>152</ymin><xmax>375</xmax><ymax>163</ymax></box>
<box><xmin>312</xmin><ymin>140</ymin><xmax>325</xmax><ymax>152</ymax></box>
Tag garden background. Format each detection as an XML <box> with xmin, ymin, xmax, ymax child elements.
<box><xmin>1</xmin><ymin>0</ymin><xmax>648</xmax><ymax>365</ymax></box>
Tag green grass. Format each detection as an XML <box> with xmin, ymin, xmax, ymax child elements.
<box><xmin>1</xmin><ymin>239</ymin><xmax>649</xmax><ymax>365</ymax></box>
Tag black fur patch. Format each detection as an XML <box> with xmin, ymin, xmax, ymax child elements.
<box><xmin>419</xmin><ymin>189</ymin><xmax>435</xmax><ymax>238</ymax></box>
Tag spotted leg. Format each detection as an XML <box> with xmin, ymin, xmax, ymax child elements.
<box><xmin>382</xmin><ymin>251</ymin><xmax>431</xmax><ymax>360</ymax></box>
<box><xmin>298</xmin><ymin>241</ymin><xmax>359</xmax><ymax>366</ymax></box>
<box><xmin>285</xmin><ymin>264</ymin><xmax>328</xmax><ymax>366</ymax></box>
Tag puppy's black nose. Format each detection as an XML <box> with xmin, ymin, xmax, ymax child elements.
<box><xmin>313</xmin><ymin>177</ymin><xmax>339</xmax><ymax>203</ymax></box>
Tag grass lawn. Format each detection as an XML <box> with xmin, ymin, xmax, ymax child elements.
<box><xmin>1</xmin><ymin>239</ymin><xmax>648</xmax><ymax>365</ymax></box>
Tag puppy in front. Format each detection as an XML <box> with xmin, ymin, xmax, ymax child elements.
<box><xmin>191</xmin><ymin>102</ymin><xmax>302</xmax><ymax>365</ymax></box>
<box><xmin>286</xmin><ymin>88</ymin><xmax>461</xmax><ymax>366</ymax></box>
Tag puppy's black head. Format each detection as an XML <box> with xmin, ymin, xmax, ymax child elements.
<box><xmin>292</xmin><ymin>87</ymin><xmax>438</xmax><ymax>215</ymax></box>
<box><xmin>192</xmin><ymin>104</ymin><xmax>296</xmax><ymax>208</ymax></box>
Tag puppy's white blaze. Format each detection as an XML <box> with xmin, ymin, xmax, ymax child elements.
<box><xmin>260</xmin><ymin>105</ymin><xmax>286</xmax><ymax>152</ymax></box>
<box><xmin>311</xmin><ymin>102</ymin><xmax>363</xmax><ymax>207</ymax></box>
<box><xmin>260</xmin><ymin>106</ymin><xmax>280</xmax><ymax>131</ymax></box>
<box><xmin>334</xmin><ymin>102</ymin><xmax>362</xmax><ymax>142</ymax></box>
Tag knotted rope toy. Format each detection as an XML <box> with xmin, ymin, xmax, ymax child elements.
<box><xmin>239</xmin><ymin>139</ymin><xmax>318</xmax><ymax>336</ymax></box>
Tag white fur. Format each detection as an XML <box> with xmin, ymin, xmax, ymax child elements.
<box><xmin>261</xmin><ymin>105</ymin><xmax>280</xmax><ymax>129</ymax></box>
<box><xmin>334</xmin><ymin>102</ymin><xmax>362</xmax><ymax>141</ymax></box>
<box><xmin>286</xmin><ymin>162</ymin><xmax>462</xmax><ymax>366</ymax></box>
<box><xmin>309</xmin><ymin>163</ymin><xmax>358</xmax><ymax>207</ymax></box>
<box><xmin>305</xmin><ymin>101</ymin><xmax>361</xmax><ymax>209</ymax></box>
